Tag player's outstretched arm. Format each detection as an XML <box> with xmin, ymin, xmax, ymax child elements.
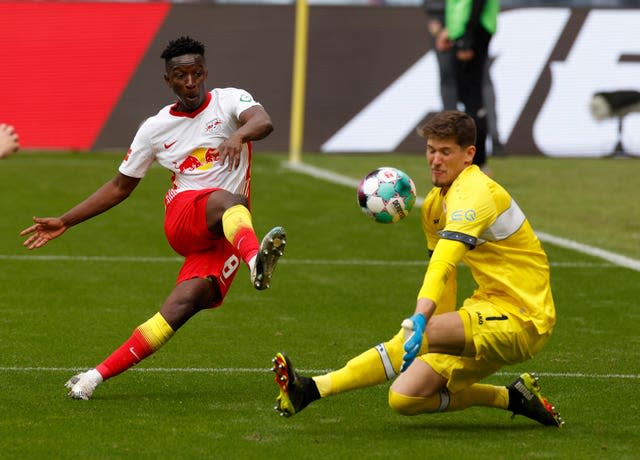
<box><xmin>20</xmin><ymin>172</ymin><xmax>140</xmax><ymax>250</ymax></box>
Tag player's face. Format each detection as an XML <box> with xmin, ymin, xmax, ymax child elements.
<box><xmin>164</xmin><ymin>54</ymin><xmax>208</xmax><ymax>112</ymax></box>
<box><xmin>425</xmin><ymin>137</ymin><xmax>475</xmax><ymax>189</ymax></box>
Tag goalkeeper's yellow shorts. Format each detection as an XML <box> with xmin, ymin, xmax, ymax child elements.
<box><xmin>420</xmin><ymin>299</ymin><xmax>551</xmax><ymax>393</ymax></box>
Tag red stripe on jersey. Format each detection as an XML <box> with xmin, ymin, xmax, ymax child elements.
<box><xmin>245</xmin><ymin>141</ymin><xmax>253</xmax><ymax>205</ymax></box>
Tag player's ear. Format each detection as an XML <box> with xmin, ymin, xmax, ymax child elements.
<box><xmin>465</xmin><ymin>145</ymin><xmax>476</xmax><ymax>163</ymax></box>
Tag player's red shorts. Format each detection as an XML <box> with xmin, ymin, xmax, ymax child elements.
<box><xmin>164</xmin><ymin>188</ymin><xmax>241</xmax><ymax>308</ymax></box>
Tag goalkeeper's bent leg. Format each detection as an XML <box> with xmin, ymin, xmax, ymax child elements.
<box><xmin>389</xmin><ymin>383</ymin><xmax>508</xmax><ymax>415</ymax></box>
<box><xmin>313</xmin><ymin>328</ymin><xmax>429</xmax><ymax>397</ymax></box>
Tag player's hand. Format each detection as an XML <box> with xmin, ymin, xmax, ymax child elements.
<box><xmin>400</xmin><ymin>313</ymin><xmax>427</xmax><ymax>372</ymax></box>
<box><xmin>456</xmin><ymin>48</ymin><xmax>475</xmax><ymax>61</ymax></box>
<box><xmin>435</xmin><ymin>29</ymin><xmax>452</xmax><ymax>52</ymax></box>
<box><xmin>20</xmin><ymin>217</ymin><xmax>67</xmax><ymax>250</ymax></box>
<box><xmin>217</xmin><ymin>135</ymin><xmax>243</xmax><ymax>171</ymax></box>
<box><xmin>0</xmin><ymin>123</ymin><xmax>19</xmax><ymax>159</ymax></box>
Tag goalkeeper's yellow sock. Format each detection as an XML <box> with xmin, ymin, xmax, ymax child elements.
<box><xmin>388</xmin><ymin>384</ymin><xmax>508</xmax><ymax>415</ymax></box>
<box><xmin>313</xmin><ymin>328</ymin><xmax>428</xmax><ymax>397</ymax></box>
<box><xmin>448</xmin><ymin>384</ymin><xmax>509</xmax><ymax>410</ymax></box>
<box><xmin>313</xmin><ymin>348</ymin><xmax>388</xmax><ymax>397</ymax></box>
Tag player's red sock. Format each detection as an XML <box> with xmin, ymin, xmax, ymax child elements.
<box><xmin>222</xmin><ymin>205</ymin><xmax>260</xmax><ymax>265</ymax></box>
<box><xmin>96</xmin><ymin>312</ymin><xmax>174</xmax><ymax>380</ymax></box>
<box><xmin>96</xmin><ymin>330</ymin><xmax>152</xmax><ymax>380</ymax></box>
<box><xmin>232</xmin><ymin>227</ymin><xmax>260</xmax><ymax>264</ymax></box>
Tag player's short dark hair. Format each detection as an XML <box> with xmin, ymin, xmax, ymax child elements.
<box><xmin>160</xmin><ymin>36</ymin><xmax>205</xmax><ymax>62</ymax></box>
<box><xmin>417</xmin><ymin>110</ymin><xmax>476</xmax><ymax>148</ymax></box>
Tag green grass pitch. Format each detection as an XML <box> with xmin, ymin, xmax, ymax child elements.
<box><xmin>0</xmin><ymin>152</ymin><xmax>638</xmax><ymax>458</ymax></box>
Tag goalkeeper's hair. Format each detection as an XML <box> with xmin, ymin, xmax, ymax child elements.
<box><xmin>161</xmin><ymin>36</ymin><xmax>205</xmax><ymax>62</ymax></box>
<box><xmin>417</xmin><ymin>110</ymin><xmax>476</xmax><ymax>148</ymax></box>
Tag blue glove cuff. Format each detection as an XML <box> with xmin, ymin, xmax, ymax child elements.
<box><xmin>410</xmin><ymin>313</ymin><xmax>427</xmax><ymax>331</ymax></box>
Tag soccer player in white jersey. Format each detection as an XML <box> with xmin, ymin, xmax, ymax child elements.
<box><xmin>272</xmin><ymin>111</ymin><xmax>563</xmax><ymax>427</ymax></box>
<box><xmin>21</xmin><ymin>36</ymin><xmax>286</xmax><ymax>400</ymax></box>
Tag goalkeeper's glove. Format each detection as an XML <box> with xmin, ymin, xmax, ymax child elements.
<box><xmin>400</xmin><ymin>313</ymin><xmax>427</xmax><ymax>372</ymax></box>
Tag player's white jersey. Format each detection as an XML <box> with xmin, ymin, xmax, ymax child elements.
<box><xmin>119</xmin><ymin>88</ymin><xmax>261</xmax><ymax>205</ymax></box>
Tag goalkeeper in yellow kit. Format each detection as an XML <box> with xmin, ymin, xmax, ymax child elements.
<box><xmin>272</xmin><ymin>110</ymin><xmax>563</xmax><ymax>427</ymax></box>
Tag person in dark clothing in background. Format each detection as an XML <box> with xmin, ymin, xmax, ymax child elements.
<box><xmin>423</xmin><ymin>0</ymin><xmax>502</xmax><ymax>169</ymax></box>
<box><xmin>424</xmin><ymin>0</ymin><xmax>457</xmax><ymax>110</ymax></box>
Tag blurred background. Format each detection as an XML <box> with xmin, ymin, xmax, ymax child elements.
<box><xmin>1</xmin><ymin>0</ymin><xmax>639</xmax><ymax>157</ymax></box>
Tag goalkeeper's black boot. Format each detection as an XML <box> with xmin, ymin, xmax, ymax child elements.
<box><xmin>272</xmin><ymin>353</ymin><xmax>320</xmax><ymax>417</ymax></box>
<box><xmin>507</xmin><ymin>372</ymin><xmax>564</xmax><ymax>427</ymax></box>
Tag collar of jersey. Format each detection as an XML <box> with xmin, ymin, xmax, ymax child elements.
<box><xmin>169</xmin><ymin>91</ymin><xmax>212</xmax><ymax>118</ymax></box>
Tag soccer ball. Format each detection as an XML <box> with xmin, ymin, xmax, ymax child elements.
<box><xmin>357</xmin><ymin>167</ymin><xmax>417</xmax><ymax>223</ymax></box>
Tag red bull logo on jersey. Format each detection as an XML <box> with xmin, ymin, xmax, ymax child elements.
<box><xmin>205</xmin><ymin>118</ymin><xmax>223</xmax><ymax>134</ymax></box>
<box><xmin>174</xmin><ymin>147</ymin><xmax>219</xmax><ymax>173</ymax></box>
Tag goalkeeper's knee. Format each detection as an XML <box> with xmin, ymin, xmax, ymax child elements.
<box><xmin>388</xmin><ymin>388</ymin><xmax>448</xmax><ymax>415</ymax></box>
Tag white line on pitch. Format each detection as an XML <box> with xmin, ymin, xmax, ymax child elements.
<box><xmin>0</xmin><ymin>254</ymin><xmax>183</xmax><ymax>263</ymax></box>
<box><xmin>536</xmin><ymin>231</ymin><xmax>640</xmax><ymax>272</ymax></box>
<box><xmin>0</xmin><ymin>254</ymin><xmax>618</xmax><ymax>268</ymax></box>
<box><xmin>0</xmin><ymin>366</ymin><xmax>637</xmax><ymax>380</ymax></box>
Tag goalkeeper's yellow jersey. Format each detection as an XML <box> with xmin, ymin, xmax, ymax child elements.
<box><xmin>419</xmin><ymin>165</ymin><xmax>556</xmax><ymax>334</ymax></box>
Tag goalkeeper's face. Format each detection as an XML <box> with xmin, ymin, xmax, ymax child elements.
<box><xmin>425</xmin><ymin>136</ymin><xmax>475</xmax><ymax>189</ymax></box>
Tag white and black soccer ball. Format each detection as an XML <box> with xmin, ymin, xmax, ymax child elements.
<box><xmin>357</xmin><ymin>167</ymin><xmax>417</xmax><ymax>223</ymax></box>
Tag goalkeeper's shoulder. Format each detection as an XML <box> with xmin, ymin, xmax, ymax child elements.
<box><xmin>423</xmin><ymin>186</ymin><xmax>440</xmax><ymax>204</ymax></box>
<box><xmin>420</xmin><ymin>187</ymin><xmax>443</xmax><ymax>228</ymax></box>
